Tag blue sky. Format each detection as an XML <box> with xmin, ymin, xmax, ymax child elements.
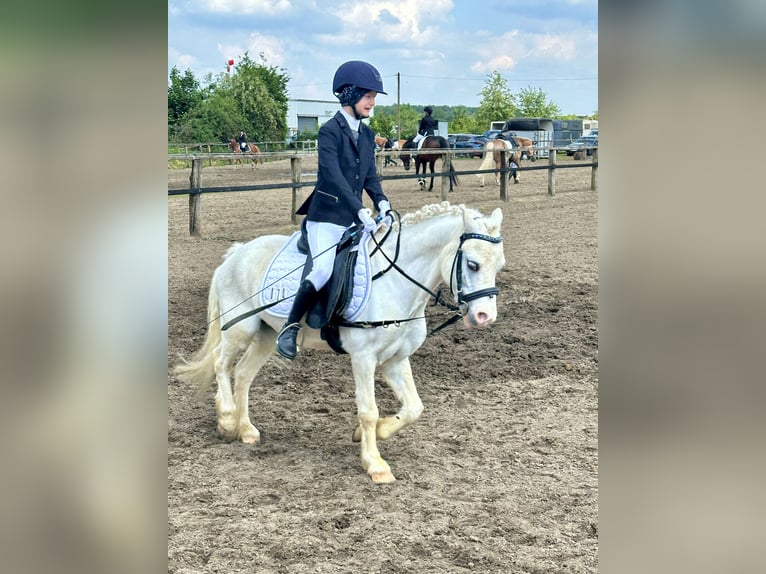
<box><xmin>168</xmin><ymin>0</ymin><xmax>598</xmax><ymax>115</ymax></box>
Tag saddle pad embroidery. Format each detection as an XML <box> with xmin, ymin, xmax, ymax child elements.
<box><xmin>259</xmin><ymin>231</ymin><xmax>373</xmax><ymax>321</ymax></box>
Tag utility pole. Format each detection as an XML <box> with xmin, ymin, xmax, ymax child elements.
<box><xmin>397</xmin><ymin>72</ymin><xmax>401</xmax><ymax>143</ymax></box>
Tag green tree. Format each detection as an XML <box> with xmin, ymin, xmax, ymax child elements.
<box><xmin>476</xmin><ymin>71</ymin><xmax>517</xmax><ymax>130</ymax></box>
<box><xmin>369</xmin><ymin>112</ymin><xmax>396</xmax><ymax>140</ymax></box>
<box><xmin>449</xmin><ymin>106</ymin><xmax>481</xmax><ymax>134</ymax></box>
<box><xmin>515</xmin><ymin>85</ymin><xmax>561</xmax><ymax>118</ymax></box>
<box><xmin>180</xmin><ymin>88</ymin><xmax>248</xmax><ymax>143</ymax></box>
<box><xmin>398</xmin><ymin>104</ymin><xmax>426</xmax><ymax>139</ymax></box>
<box><xmin>168</xmin><ymin>66</ymin><xmax>202</xmax><ymax>140</ymax></box>
<box><xmin>228</xmin><ymin>52</ymin><xmax>290</xmax><ymax>142</ymax></box>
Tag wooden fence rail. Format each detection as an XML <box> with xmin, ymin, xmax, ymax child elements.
<box><xmin>170</xmin><ymin>148</ymin><xmax>597</xmax><ymax>235</ymax></box>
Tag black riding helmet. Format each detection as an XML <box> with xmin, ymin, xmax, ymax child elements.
<box><xmin>333</xmin><ymin>61</ymin><xmax>386</xmax><ymax>119</ymax></box>
<box><xmin>332</xmin><ymin>60</ymin><xmax>386</xmax><ymax>95</ymax></box>
<box><xmin>424</xmin><ymin>106</ymin><xmax>433</xmax><ymax>115</ymax></box>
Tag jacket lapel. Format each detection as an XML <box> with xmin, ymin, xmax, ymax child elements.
<box><xmin>335</xmin><ymin>112</ymin><xmax>360</xmax><ymax>151</ymax></box>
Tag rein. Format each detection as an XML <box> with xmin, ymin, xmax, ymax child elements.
<box><xmin>220</xmin><ymin>214</ymin><xmax>503</xmax><ymax>338</ymax></box>
<box><xmin>219</xmin><ymin>227</ymin><xmax>363</xmax><ymax>331</ymax></box>
<box><xmin>340</xmin><ymin>218</ymin><xmax>503</xmax><ymax>336</ymax></box>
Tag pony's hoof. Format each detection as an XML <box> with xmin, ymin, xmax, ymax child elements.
<box><xmin>371</xmin><ymin>470</ymin><xmax>396</xmax><ymax>484</ymax></box>
<box><xmin>352</xmin><ymin>427</ymin><xmax>361</xmax><ymax>442</ymax></box>
<box><xmin>240</xmin><ymin>425</ymin><xmax>261</xmax><ymax>444</ymax></box>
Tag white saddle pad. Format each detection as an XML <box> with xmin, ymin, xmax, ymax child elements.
<box><xmin>259</xmin><ymin>231</ymin><xmax>373</xmax><ymax>322</ymax></box>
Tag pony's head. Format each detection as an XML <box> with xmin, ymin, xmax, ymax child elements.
<box><xmin>452</xmin><ymin>205</ymin><xmax>505</xmax><ymax>329</ymax></box>
<box><xmin>402</xmin><ymin>203</ymin><xmax>505</xmax><ymax>329</ymax></box>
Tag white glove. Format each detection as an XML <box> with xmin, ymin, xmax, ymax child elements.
<box><xmin>357</xmin><ymin>208</ymin><xmax>377</xmax><ymax>234</ymax></box>
<box><xmin>377</xmin><ymin>200</ymin><xmax>392</xmax><ymax>216</ymax></box>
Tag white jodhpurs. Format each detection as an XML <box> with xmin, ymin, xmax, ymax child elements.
<box><xmin>304</xmin><ymin>220</ymin><xmax>348</xmax><ymax>290</ymax></box>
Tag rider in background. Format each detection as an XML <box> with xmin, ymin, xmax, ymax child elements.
<box><xmin>237</xmin><ymin>130</ymin><xmax>249</xmax><ymax>152</ymax></box>
<box><xmin>413</xmin><ymin>105</ymin><xmax>438</xmax><ymax>146</ymax></box>
<box><xmin>418</xmin><ymin>106</ymin><xmax>438</xmax><ymax>136</ymax></box>
<box><xmin>275</xmin><ymin>60</ymin><xmax>393</xmax><ymax>360</ymax></box>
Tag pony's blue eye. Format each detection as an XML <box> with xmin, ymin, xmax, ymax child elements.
<box><xmin>467</xmin><ymin>260</ymin><xmax>479</xmax><ymax>272</ymax></box>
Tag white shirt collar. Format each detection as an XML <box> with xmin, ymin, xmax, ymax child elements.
<box><xmin>339</xmin><ymin>108</ymin><xmax>361</xmax><ymax>132</ymax></box>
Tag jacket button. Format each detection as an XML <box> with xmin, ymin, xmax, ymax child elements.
<box><xmin>355</xmin><ymin>175</ymin><xmax>359</xmax><ymax>180</ymax></box>
<box><xmin>355</xmin><ymin>158</ymin><xmax>360</xmax><ymax>164</ymax></box>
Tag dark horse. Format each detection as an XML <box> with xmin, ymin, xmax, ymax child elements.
<box><xmin>399</xmin><ymin>136</ymin><xmax>459</xmax><ymax>192</ymax></box>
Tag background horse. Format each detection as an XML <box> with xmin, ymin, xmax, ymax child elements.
<box><xmin>228</xmin><ymin>139</ymin><xmax>262</xmax><ymax>167</ymax></box>
<box><xmin>399</xmin><ymin>136</ymin><xmax>459</xmax><ymax>192</ymax></box>
<box><xmin>374</xmin><ymin>135</ymin><xmax>398</xmax><ymax>166</ymax></box>
<box><xmin>174</xmin><ymin>202</ymin><xmax>505</xmax><ymax>484</ymax></box>
<box><xmin>477</xmin><ymin>139</ymin><xmax>524</xmax><ymax>186</ymax></box>
<box><xmin>503</xmin><ymin>134</ymin><xmax>537</xmax><ymax>161</ymax></box>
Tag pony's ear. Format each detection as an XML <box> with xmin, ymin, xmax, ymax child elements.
<box><xmin>488</xmin><ymin>207</ymin><xmax>503</xmax><ymax>234</ymax></box>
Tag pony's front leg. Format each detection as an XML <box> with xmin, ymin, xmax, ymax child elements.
<box><xmin>353</xmin><ymin>357</ymin><xmax>423</xmax><ymax>441</ymax></box>
<box><xmin>352</xmin><ymin>356</ymin><xmax>395</xmax><ymax>484</ymax></box>
<box><xmin>213</xmin><ymin>342</ymin><xmax>239</xmax><ymax>439</ymax></box>
<box><xmin>231</xmin><ymin>338</ymin><xmax>274</xmax><ymax>444</ymax></box>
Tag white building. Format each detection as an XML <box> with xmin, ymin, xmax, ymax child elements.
<box><xmin>287</xmin><ymin>98</ymin><xmax>376</xmax><ymax>140</ymax></box>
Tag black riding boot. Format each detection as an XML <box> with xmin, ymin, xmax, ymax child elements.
<box><xmin>276</xmin><ymin>280</ymin><xmax>318</xmax><ymax>360</ymax></box>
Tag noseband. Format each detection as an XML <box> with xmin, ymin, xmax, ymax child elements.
<box><xmin>450</xmin><ymin>232</ymin><xmax>503</xmax><ymax>310</ymax></box>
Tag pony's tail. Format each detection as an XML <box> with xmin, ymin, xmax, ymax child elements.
<box><xmin>444</xmin><ymin>152</ymin><xmax>460</xmax><ymax>186</ymax></box>
<box><xmin>477</xmin><ymin>144</ymin><xmax>495</xmax><ymax>186</ymax></box>
<box><xmin>174</xmin><ymin>279</ymin><xmax>222</xmax><ymax>398</ymax></box>
<box><xmin>478</xmin><ymin>145</ymin><xmax>495</xmax><ymax>173</ymax></box>
<box><xmin>449</xmin><ymin>159</ymin><xmax>460</xmax><ymax>187</ymax></box>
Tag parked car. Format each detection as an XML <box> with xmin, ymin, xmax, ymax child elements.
<box><xmin>447</xmin><ymin>133</ymin><xmax>487</xmax><ymax>158</ymax></box>
<box><xmin>481</xmin><ymin>129</ymin><xmax>502</xmax><ymax>140</ymax></box>
<box><xmin>565</xmin><ymin>135</ymin><xmax>598</xmax><ymax>156</ymax></box>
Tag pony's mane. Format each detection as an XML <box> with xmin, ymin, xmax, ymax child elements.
<box><xmin>400</xmin><ymin>201</ymin><xmax>480</xmax><ymax>226</ymax></box>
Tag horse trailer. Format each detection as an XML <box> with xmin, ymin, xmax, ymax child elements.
<box><xmin>497</xmin><ymin>118</ymin><xmax>555</xmax><ymax>158</ymax></box>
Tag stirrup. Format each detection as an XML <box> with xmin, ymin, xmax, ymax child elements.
<box><xmin>277</xmin><ymin>322</ymin><xmax>301</xmax><ymax>338</ymax></box>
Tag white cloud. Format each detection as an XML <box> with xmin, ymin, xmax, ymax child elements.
<box><xmin>215</xmin><ymin>34</ymin><xmax>285</xmax><ymax>68</ymax></box>
<box><xmin>469</xmin><ymin>29</ymin><xmax>580</xmax><ymax>73</ymax></box>
<box><xmin>323</xmin><ymin>0</ymin><xmax>454</xmax><ymax>46</ymax></box>
<box><xmin>470</xmin><ymin>55</ymin><xmax>516</xmax><ymax>74</ymax></box>
<box><xmin>168</xmin><ymin>47</ymin><xmax>197</xmax><ymax>72</ymax></box>
<box><xmin>195</xmin><ymin>0</ymin><xmax>293</xmax><ymax>14</ymax></box>
<box><xmin>469</xmin><ymin>31</ymin><xmax>522</xmax><ymax>73</ymax></box>
<box><xmin>530</xmin><ymin>34</ymin><xmax>577</xmax><ymax>61</ymax></box>
<box><xmin>244</xmin><ymin>33</ymin><xmax>286</xmax><ymax>67</ymax></box>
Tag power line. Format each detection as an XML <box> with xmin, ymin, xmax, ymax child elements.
<box><xmin>290</xmin><ymin>73</ymin><xmax>597</xmax><ymax>88</ymax></box>
<box><xmin>400</xmin><ymin>73</ymin><xmax>597</xmax><ymax>82</ymax></box>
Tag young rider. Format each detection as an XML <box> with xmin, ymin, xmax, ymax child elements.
<box><xmin>276</xmin><ymin>60</ymin><xmax>393</xmax><ymax>360</ymax></box>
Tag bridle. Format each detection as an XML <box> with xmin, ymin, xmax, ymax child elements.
<box><xmin>343</xmin><ymin>215</ymin><xmax>502</xmax><ymax>334</ymax></box>
<box><xmin>449</xmin><ymin>232</ymin><xmax>503</xmax><ymax>312</ymax></box>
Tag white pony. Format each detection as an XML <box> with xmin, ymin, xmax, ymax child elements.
<box><xmin>174</xmin><ymin>202</ymin><xmax>506</xmax><ymax>484</ymax></box>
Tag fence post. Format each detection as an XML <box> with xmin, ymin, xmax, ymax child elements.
<box><xmin>499</xmin><ymin>149</ymin><xmax>508</xmax><ymax>201</ymax></box>
<box><xmin>548</xmin><ymin>150</ymin><xmax>557</xmax><ymax>196</ymax></box>
<box><xmin>189</xmin><ymin>158</ymin><xmax>202</xmax><ymax>236</ymax></box>
<box><xmin>590</xmin><ymin>149</ymin><xmax>598</xmax><ymax>191</ymax></box>
<box><xmin>290</xmin><ymin>156</ymin><xmax>302</xmax><ymax>225</ymax></box>
<box><xmin>376</xmin><ymin>152</ymin><xmax>384</xmax><ymax>175</ymax></box>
